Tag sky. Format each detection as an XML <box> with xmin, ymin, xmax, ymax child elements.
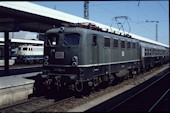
<box><xmin>0</xmin><ymin>1</ymin><xmax>169</xmax><ymax>45</ymax></box>
<box><xmin>31</xmin><ymin>1</ymin><xmax>169</xmax><ymax>45</ymax></box>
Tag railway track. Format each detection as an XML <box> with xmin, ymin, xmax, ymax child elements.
<box><xmin>149</xmin><ymin>88</ymin><xmax>170</xmax><ymax>112</ymax></box>
<box><xmin>107</xmin><ymin>68</ymin><xmax>170</xmax><ymax>112</ymax></box>
<box><xmin>0</xmin><ymin>64</ymin><xmax>169</xmax><ymax>112</ymax></box>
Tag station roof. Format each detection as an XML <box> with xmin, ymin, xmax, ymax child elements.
<box><xmin>0</xmin><ymin>2</ymin><xmax>169</xmax><ymax>48</ymax></box>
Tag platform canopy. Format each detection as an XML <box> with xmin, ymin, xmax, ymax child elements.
<box><xmin>0</xmin><ymin>2</ymin><xmax>114</xmax><ymax>33</ymax></box>
<box><xmin>0</xmin><ymin>2</ymin><xmax>70</xmax><ymax>32</ymax></box>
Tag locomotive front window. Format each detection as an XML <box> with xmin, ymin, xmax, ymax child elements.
<box><xmin>64</xmin><ymin>33</ymin><xmax>80</xmax><ymax>45</ymax></box>
<box><xmin>46</xmin><ymin>34</ymin><xmax>59</xmax><ymax>46</ymax></box>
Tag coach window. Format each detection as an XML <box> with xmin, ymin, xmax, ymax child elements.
<box><xmin>113</xmin><ymin>39</ymin><xmax>118</xmax><ymax>48</ymax></box>
<box><xmin>23</xmin><ymin>47</ymin><xmax>27</xmax><ymax>51</ymax></box>
<box><xmin>18</xmin><ymin>47</ymin><xmax>21</xmax><ymax>51</ymax></box>
<box><xmin>92</xmin><ymin>35</ymin><xmax>97</xmax><ymax>46</ymax></box>
<box><xmin>121</xmin><ymin>40</ymin><xmax>125</xmax><ymax>49</ymax></box>
<box><xmin>0</xmin><ymin>48</ymin><xmax>3</xmax><ymax>59</ymax></box>
<box><xmin>104</xmin><ymin>38</ymin><xmax>110</xmax><ymax>47</ymax></box>
<box><xmin>155</xmin><ymin>49</ymin><xmax>157</xmax><ymax>55</ymax></box>
<box><xmin>145</xmin><ymin>49</ymin><xmax>147</xmax><ymax>56</ymax></box>
<box><xmin>155</xmin><ymin>50</ymin><xmax>157</xmax><ymax>55</ymax></box>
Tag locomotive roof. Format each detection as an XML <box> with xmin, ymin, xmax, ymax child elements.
<box><xmin>70</xmin><ymin>23</ymin><xmax>169</xmax><ymax>48</ymax></box>
<box><xmin>47</xmin><ymin>26</ymin><xmax>167</xmax><ymax>48</ymax></box>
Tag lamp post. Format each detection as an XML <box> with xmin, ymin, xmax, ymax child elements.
<box><xmin>146</xmin><ymin>20</ymin><xmax>159</xmax><ymax>42</ymax></box>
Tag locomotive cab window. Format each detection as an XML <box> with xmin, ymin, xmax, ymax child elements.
<box><xmin>64</xmin><ymin>33</ymin><xmax>80</xmax><ymax>45</ymax></box>
<box><xmin>46</xmin><ymin>34</ymin><xmax>59</xmax><ymax>46</ymax></box>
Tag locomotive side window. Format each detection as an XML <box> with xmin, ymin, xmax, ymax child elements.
<box><xmin>47</xmin><ymin>34</ymin><xmax>59</xmax><ymax>46</ymax></box>
<box><xmin>92</xmin><ymin>35</ymin><xmax>97</xmax><ymax>46</ymax></box>
<box><xmin>113</xmin><ymin>39</ymin><xmax>118</xmax><ymax>48</ymax></box>
<box><xmin>127</xmin><ymin>41</ymin><xmax>131</xmax><ymax>49</ymax></box>
<box><xmin>64</xmin><ymin>33</ymin><xmax>80</xmax><ymax>45</ymax></box>
<box><xmin>104</xmin><ymin>38</ymin><xmax>110</xmax><ymax>47</ymax></box>
<box><xmin>121</xmin><ymin>40</ymin><xmax>125</xmax><ymax>48</ymax></box>
<box><xmin>132</xmin><ymin>42</ymin><xmax>136</xmax><ymax>49</ymax></box>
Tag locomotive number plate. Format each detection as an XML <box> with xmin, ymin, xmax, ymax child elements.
<box><xmin>55</xmin><ymin>52</ymin><xmax>64</xmax><ymax>59</ymax></box>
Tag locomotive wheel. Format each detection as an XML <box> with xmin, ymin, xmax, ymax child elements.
<box><xmin>74</xmin><ymin>81</ymin><xmax>91</xmax><ymax>97</ymax></box>
<box><xmin>75</xmin><ymin>80</ymin><xmax>84</xmax><ymax>92</ymax></box>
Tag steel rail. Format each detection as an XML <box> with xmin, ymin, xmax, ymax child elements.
<box><xmin>108</xmin><ymin>70</ymin><xmax>170</xmax><ymax>112</ymax></box>
<box><xmin>148</xmin><ymin>88</ymin><xmax>170</xmax><ymax>112</ymax></box>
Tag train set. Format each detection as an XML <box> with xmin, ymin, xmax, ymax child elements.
<box><xmin>16</xmin><ymin>45</ymin><xmax>44</xmax><ymax>64</ymax></box>
<box><xmin>34</xmin><ymin>23</ymin><xmax>169</xmax><ymax>93</ymax></box>
<box><xmin>0</xmin><ymin>44</ymin><xmax>44</xmax><ymax>66</ymax></box>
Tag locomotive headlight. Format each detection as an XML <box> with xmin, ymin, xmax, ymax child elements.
<box><xmin>72</xmin><ymin>62</ymin><xmax>77</xmax><ymax>67</ymax></box>
<box><xmin>72</xmin><ymin>56</ymin><xmax>78</xmax><ymax>62</ymax></box>
<box><xmin>44</xmin><ymin>61</ymin><xmax>49</xmax><ymax>66</ymax></box>
<box><xmin>44</xmin><ymin>56</ymin><xmax>49</xmax><ymax>60</ymax></box>
<box><xmin>44</xmin><ymin>56</ymin><xmax>49</xmax><ymax>65</ymax></box>
<box><xmin>71</xmin><ymin>56</ymin><xmax>78</xmax><ymax>67</ymax></box>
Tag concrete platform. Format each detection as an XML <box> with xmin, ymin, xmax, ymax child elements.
<box><xmin>68</xmin><ymin>64</ymin><xmax>169</xmax><ymax>112</ymax></box>
<box><xmin>13</xmin><ymin>72</ymin><xmax>41</xmax><ymax>78</ymax></box>
<box><xmin>0</xmin><ymin>76</ymin><xmax>35</xmax><ymax>107</ymax></box>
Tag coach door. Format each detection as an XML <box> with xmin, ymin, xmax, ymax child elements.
<box><xmin>92</xmin><ymin>35</ymin><xmax>99</xmax><ymax>64</ymax></box>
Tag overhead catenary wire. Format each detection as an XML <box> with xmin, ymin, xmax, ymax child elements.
<box><xmin>157</xmin><ymin>0</ymin><xmax>168</xmax><ymax>14</ymax></box>
<box><xmin>83</xmin><ymin>1</ymin><xmax>168</xmax><ymax>45</ymax></box>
